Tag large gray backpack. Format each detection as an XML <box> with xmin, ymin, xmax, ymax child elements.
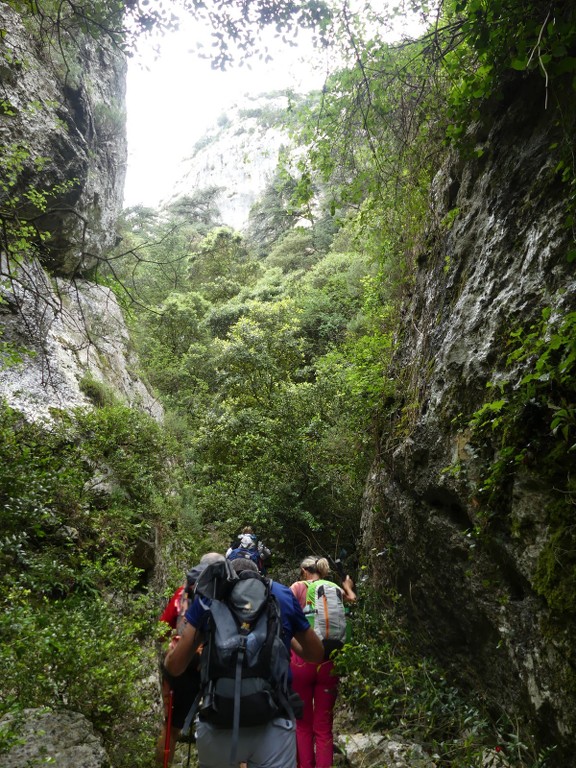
<box><xmin>183</xmin><ymin>560</ymin><xmax>294</xmax><ymax>763</ymax></box>
<box><xmin>302</xmin><ymin>578</ymin><xmax>349</xmax><ymax>660</ymax></box>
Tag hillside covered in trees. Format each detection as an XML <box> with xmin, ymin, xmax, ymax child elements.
<box><xmin>1</xmin><ymin>1</ymin><xmax>575</xmax><ymax>766</ymax></box>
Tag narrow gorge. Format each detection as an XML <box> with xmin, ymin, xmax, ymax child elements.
<box><xmin>1</xmin><ymin>2</ymin><xmax>575</xmax><ymax>767</ymax></box>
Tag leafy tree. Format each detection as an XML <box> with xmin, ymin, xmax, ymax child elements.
<box><xmin>295</xmin><ymin>250</ymin><xmax>375</xmax><ymax>360</ymax></box>
<box><xmin>265</xmin><ymin>226</ymin><xmax>325</xmax><ymax>274</ymax></box>
<box><xmin>4</xmin><ymin>0</ymin><xmax>334</xmax><ymax>62</ymax></box>
<box><xmin>188</xmin><ymin>227</ymin><xmax>261</xmax><ymax>301</ymax></box>
<box><xmin>135</xmin><ymin>291</ymin><xmax>212</xmax><ymax>398</ymax></box>
<box><xmin>212</xmin><ymin>298</ymin><xmax>305</xmax><ymax>404</ymax></box>
<box><xmin>165</xmin><ymin>189</ymin><xmax>223</xmax><ymax>230</ymax></box>
<box><xmin>247</xmin><ymin>170</ymin><xmax>302</xmax><ymax>257</ymax></box>
<box><xmin>176</xmin><ymin>0</ymin><xmax>334</xmax><ymax>69</ymax></box>
<box><xmin>291</xmin><ymin>33</ymin><xmax>441</xmax><ymax>273</ymax></box>
<box><xmin>102</xmin><ymin>205</ymin><xmax>205</xmax><ymax>309</ymax></box>
<box><xmin>432</xmin><ymin>0</ymin><xmax>576</xmax><ymax>129</ymax></box>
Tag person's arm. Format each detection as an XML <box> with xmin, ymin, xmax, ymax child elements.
<box><xmin>258</xmin><ymin>541</ymin><xmax>271</xmax><ymax>559</ymax></box>
<box><xmin>290</xmin><ymin>580</ymin><xmax>307</xmax><ymax>607</ymax></box>
<box><xmin>341</xmin><ymin>575</ymin><xmax>356</xmax><ymax>602</ymax></box>
<box><xmin>291</xmin><ymin>626</ymin><xmax>324</xmax><ymax>663</ymax></box>
<box><xmin>164</xmin><ymin>620</ymin><xmax>200</xmax><ymax>676</ymax></box>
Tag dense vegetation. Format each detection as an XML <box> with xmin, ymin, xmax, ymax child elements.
<box><xmin>1</xmin><ymin>0</ymin><xmax>575</xmax><ymax>766</ymax></box>
<box><xmin>107</xmin><ymin>193</ymin><xmax>382</xmax><ymax>560</ymax></box>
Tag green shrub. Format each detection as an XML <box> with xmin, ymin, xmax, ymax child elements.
<box><xmin>79</xmin><ymin>373</ymin><xmax>118</xmax><ymax>407</ymax></box>
<box><xmin>336</xmin><ymin>586</ymin><xmax>560</xmax><ymax>767</ymax></box>
<box><xmin>336</xmin><ymin>587</ymin><xmax>490</xmax><ymax>766</ymax></box>
<box><xmin>0</xmin><ymin>400</ymin><xmax>182</xmax><ymax>766</ymax></box>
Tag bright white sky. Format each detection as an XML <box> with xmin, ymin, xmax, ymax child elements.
<box><xmin>124</xmin><ymin>9</ymin><xmax>426</xmax><ymax>209</ymax></box>
<box><xmin>124</xmin><ymin>19</ymin><xmax>328</xmax><ymax>208</ymax></box>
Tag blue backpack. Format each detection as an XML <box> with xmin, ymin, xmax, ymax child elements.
<box><xmin>227</xmin><ymin>546</ymin><xmax>262</xmax><ymax>569</ymax></box>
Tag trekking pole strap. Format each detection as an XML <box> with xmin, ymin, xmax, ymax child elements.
<box><xmin>181</xmin><ymin>690</ymin><xmax>201</xmax><ymax>738</ymax></box>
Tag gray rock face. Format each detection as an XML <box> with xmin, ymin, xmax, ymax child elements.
<box><xmin>165</xmin><ymin>94</ymin><xmax>290</xmax><ymax>231</ymax></box>
<box><xmin>362</xmin><ymin>75</ymin><xmax>575</xmax><ymax>758</ymax></box>
<box><xmin>0</xmin><ymin>255</ymin><xmax>162</xmax><ymax>422</ymax></box>
<box><xmin>337</xmin><ymin>733</ymin><xmax>436</xmax><ymax>768</ymax></box>
<box><xmin>0</xmin><ymin>5</ymin><xmax>157</xmax><ymax>423</ymax></box>
<box><xmin>0</xmin><ymin>708</ymin><xmax>109</xmax><ymax>768</ymax></box>
<box><xmin>0</xmin><ymin>3</ymin><xmax>126</xmax><ymax>276</ymax></box>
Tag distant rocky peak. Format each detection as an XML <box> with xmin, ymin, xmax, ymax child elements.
<box><xmin>163</xmin><ymin>92</ymin><xmax>296</xmax><ymax>231</ymax></box>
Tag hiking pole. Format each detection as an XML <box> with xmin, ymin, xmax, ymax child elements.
<box><xmin>327</xmin><ymin>555</ymin><xmax>345</xmax><ymax>581</ymax></box>
<box><xmin>163</xmin><ymin>688</ymin><xmax>174</xmax><ymax>768</ymax></box>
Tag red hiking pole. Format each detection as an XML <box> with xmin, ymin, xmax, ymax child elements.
<box><xmin>163</xmin><ymin>688</ymin><xmax>174</xmax><ymax>768</ymax></box>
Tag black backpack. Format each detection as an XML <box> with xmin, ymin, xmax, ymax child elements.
<box><xmin>182</xmin><ymin>560</ymin><xmax>297</xmax><ymax>763</ymax></box>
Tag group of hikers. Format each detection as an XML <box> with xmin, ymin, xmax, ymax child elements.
<box><xmin>156</xmin><ymin>526</ymin><xmax>357</xmax><ymax>768</ymax></box>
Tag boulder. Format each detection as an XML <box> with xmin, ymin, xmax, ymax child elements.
<box><xmin>337</xmin><ymin>733</ymin><xmax>436</xmax><ymax>768</ymax></box>
<box><xmin>0</xmin><ymin>708</ymin><xmax>109</xmax><ymax>768</ymax></box>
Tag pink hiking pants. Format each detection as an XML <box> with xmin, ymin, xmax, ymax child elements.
<box><xmin>290</xmin><ymin>651</ymin><xmax>339</xmax><ymax>768</ymax></box>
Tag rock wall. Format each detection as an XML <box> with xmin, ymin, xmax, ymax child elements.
<box><xmin>0</xmin><ymin>3</ymin><xmax>160</xmax><ymax>421</ymax></box>
<box><xmin>165</xmin><ymin>94</ymin><xmax>290</xmax><ymax>231</ymax></box>
<box><xmin>0</xmin><ymin>255</ymin><xmax>162</xmax><ymax>422</ymax></box>
<box><xmin>0</xmin><ymin>3</ymin><xmax>126</xmax><ymax>276</ymax></box>
<box><xmin>362</xmin><ymin>73</ymin><xmax>576</xmax><ymax>759</ymax></box>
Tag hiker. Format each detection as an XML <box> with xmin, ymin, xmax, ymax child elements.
<box><xmin>164</xmin><ymin>556</ymin><xmax>324</xmax><ymax>768</ymax></box>
<box><xmin>289</xmin><ymin>556</ymin><xmax>356</xmax><ymax>768</ymax></box>
<box><xmin>226</xmin><ymin>525</ymin><xmax>271</xmax><ymax>573</ymax></box>
<box><xmin>155</xmin><ymin>555</ymin><xmax>220</xmax><ymax>767</ymax></box>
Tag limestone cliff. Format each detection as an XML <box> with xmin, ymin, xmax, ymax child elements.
<box><xmin>164</xmin><ymin>93</ymin><xmax>293</xmax><ymax>231</ymax></box>
<box><xmin>0</xmin><ymin>3</ymin><xmax>126</xmax><ymax>275</ymax></box>
<box><xmin>0</xmin><ymin>259</ymin><xmax>162</xmax><ymax>422</ymax></box>
<box><xmin>362</xmin><ymin>72</ymin><xmax>576</xmax><ymax>760</ymax></box>
<box><xmin>0</xmin><ymin>2</ymin><xmax>159</xmax><ymax>420</ymax></box>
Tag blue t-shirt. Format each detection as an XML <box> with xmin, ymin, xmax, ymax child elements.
<box><xmin>185</xmin><ymin>580</ymin><xmax>310</xmax><ymax>653</ymax></box>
